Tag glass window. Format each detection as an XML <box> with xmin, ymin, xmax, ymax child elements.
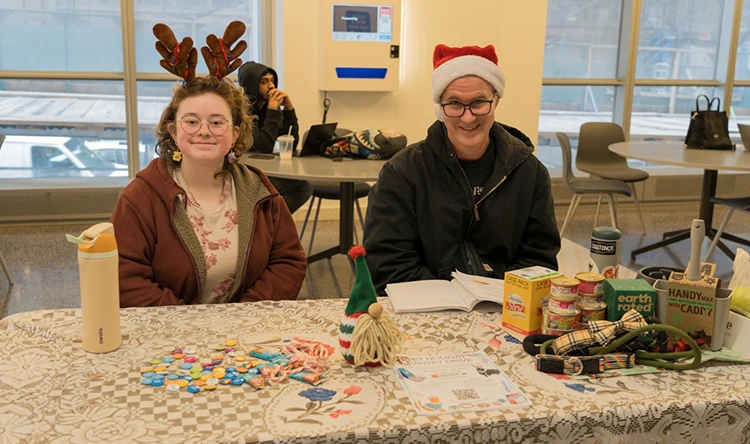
<box><xmin>538</xmin><ymin>85</ymin><xmax>614</xmax><ymax>169</ymax></box>
<box><xmin>543</xmin><ymin>1</ymin><xmax>622</xmax><ymax>78</ymax></box>
<box><xmin>0</xmin><ymin>2</ymin><xmax>123</xmax><ymax>72</ymax></box>
<box><xmin>630</xmin><ymin>85</ymin><xmax>720</xmax><ymax>139</ymax></box>
<box><xmin>735</xmin><ymin>0</ymin><xmax>750</xmax><ymax>80</ymax></box>
<box><xmin>636</xmin><ymin>0</ymin><xmax>724</xmax><ymax>80</ymax></box>
<box><xmin>134</xmin><ymin>1</ymin><xmax>261</xmax><ymax>75</ymax></box>
<box><xmin>136</xmin><ymin>81</ymin><xmax>177</xmax><ymax>170</ymax></box>
<box><xmin>729</xmin><ymin>86</ymin><xmax>750</xmax><ymax>148</ymax></box>
<box><xmin>0</xmin><ymin>79</ymin><xmax>127</xmax><ymax>179</ymax></box>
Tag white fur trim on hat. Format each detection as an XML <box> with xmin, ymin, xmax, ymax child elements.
<box><xmin>431</xmin><ymin>55</ymin><xmax>506</xmax><ymax>104</ymax></box>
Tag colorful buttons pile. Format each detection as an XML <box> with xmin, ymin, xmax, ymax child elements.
<box><xmin>139</xmin><ymin>339</ymin><xmax>268</xmax><ymax>394</ymax></box>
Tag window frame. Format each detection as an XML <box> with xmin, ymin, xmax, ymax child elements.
<box><xmin>540</xmin><ymin>0</ymin><xmax>746</xmax><ymax>174</ymax></box>
<box><xmin>0</xmin><ymin>0</ymin><xmax>271</xmax><ymax>181</ymax></box>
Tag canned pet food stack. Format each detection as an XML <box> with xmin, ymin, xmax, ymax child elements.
<box><xmin>575</xmin><ymin>272</ymin><xmax>607</xmax><ymax>326</ymax></box>
<box><xmin>542</xmin><ymin>277</ymin><xmax>582</xmax><ymax>336</ymax></box>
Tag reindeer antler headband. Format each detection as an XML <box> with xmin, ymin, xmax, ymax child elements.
<box><xmin>153</xmin><ymin>21</ymin><xmax>247</xmax><ymax>82</ymax></box>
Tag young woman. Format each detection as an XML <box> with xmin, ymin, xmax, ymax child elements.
<box><xmin>111</xmin><ymin>75</ymin><xmax>307</xmax><ymax>307</ymax></box>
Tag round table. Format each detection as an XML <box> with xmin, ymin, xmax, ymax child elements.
<box><xmin>609</xmin><ymin>141</ymin><xmax>750</xmax><ymax>259</ymax></box>
<box><xmin>242</xmin><ymin>154</ymin><xmax>385</xmax><ymax>263</ymax></box>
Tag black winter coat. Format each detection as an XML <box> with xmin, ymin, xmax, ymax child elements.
<box><xmin>363</xmin><ymin>120</ymin><xmax>560</xmax><ymax>295</ymax></box>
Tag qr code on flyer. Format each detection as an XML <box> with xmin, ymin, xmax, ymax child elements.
<box><xmin>451</xmin><ymin>388</ymin><xmax>480</xmax><ymax>400</ymax></box>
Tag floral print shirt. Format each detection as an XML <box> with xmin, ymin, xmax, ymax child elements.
<box><xmin>173</xmin><ymin>171</ymin><xmax>239</xmax><ymax>304</ymax></box>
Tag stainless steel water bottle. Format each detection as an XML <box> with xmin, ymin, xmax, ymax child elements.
<box><xmin>66</xmin><ymin>222</ymin><xmax>122</xmax><ymax>353</ymax></box>
<box><xmin>588</xmin><ymin>226</ymin><xmax>622</xmax><ymax>279</ymax></box>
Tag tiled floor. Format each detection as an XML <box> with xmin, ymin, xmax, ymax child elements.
<box><xmin>1</xmin><ymin>200</ymin><xmax>747</xmax><ymax>319</ymax></box>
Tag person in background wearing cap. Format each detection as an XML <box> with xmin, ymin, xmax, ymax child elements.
<box><xmin>363</xmin><ymin>44</ymin><xmax>561</xmax><ymax>295</ymax></box>
<box><xmin>238</xmin><ymin>61</ymin><xmax>313</xmax><ymax>214</ymax></box>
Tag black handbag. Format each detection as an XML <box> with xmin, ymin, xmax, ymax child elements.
<box><xmin>684</xmin><ymin>95</ymin><xmax>735</xmax><ymax>151</ymax></box>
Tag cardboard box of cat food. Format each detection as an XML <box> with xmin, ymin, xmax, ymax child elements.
<box><xmin>502</xmin><ymin>266</ymin><xmax>561</xmax><ymax>337</ymax></box>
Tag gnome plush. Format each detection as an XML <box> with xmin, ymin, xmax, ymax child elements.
<box><xmin>339</xmin><ymin>245</ymin><xmax>404</xmax><ymax>367</ymax></box>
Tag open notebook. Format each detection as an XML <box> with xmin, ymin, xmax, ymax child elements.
<box><xmin>386</xmin><ymin>271</ymin><xmax>504</xmax><ymax>314</ymax></box>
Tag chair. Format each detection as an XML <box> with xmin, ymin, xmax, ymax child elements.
<box><xmin>576</xmin><ymin>122</ymin><xmax>650</xmax><ymax>234</ymax></box>
<box><xmin>299</xmin><ymin>128</ymin><xmax>371</xmax><ymax>254</ymax></box>
<box><xmin>738</xmin><ymin>123</ymin><xmax>750</xmax><ymax>151</ymax></box>
<box><xmin>704</xmin><ymin>196</ymin><xmax>750</xmax><ymax>261</ymax></box>
<box><xmin>556</xmin><ymin>132</ymin><xmax>633</xmax><ymax>238</ymax></box>
<box><xmin>0</xmin><ymin>134</ymin><xmax>12</xmax><ymax>285</ymax></box>
<box><xmin>0</xmin><ymin>249</ymin><xmax>13</xmax><ymax>286</ymax></box>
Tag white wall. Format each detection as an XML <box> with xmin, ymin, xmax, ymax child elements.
<box><xmin>278</xmin><ymin>0</ymin><xmax>548</xmax><ymax>220</ymax></box>
<box><xmin>279</xmin><ymin>0</ymin><xmax>547</xmax><ymax>146</ymax></box>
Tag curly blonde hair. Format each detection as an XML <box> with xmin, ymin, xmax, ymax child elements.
<box><xmin>155</xmin><ymin>76</ymin><xmax>254</xmax><ymax>175</ymax></box>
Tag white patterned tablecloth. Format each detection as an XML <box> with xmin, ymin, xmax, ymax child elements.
<box><xmin>0</xmin><ymin>299</ymin><xmax>749</xmax><ymax>444</ymax></box>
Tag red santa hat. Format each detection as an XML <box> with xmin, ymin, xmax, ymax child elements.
<box><xmin>431</xmin><ymin>44</ymin><xmax>505</xmax><ymax>120</ymax></box>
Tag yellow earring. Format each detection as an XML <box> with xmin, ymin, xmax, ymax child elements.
<box><xmin>172</xmin><ymin>150</ymin><xmax>182</xmax><ymax>162</ymax></box>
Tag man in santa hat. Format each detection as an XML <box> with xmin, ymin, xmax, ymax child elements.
<box><xmin>363</xmin><ymin>44</ymin><xmax>561</xmax><ymax>295</ymax></box>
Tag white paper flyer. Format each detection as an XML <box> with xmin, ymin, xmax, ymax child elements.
<box><xmin>393</xmin><ymin>351</ymin><xmax>532</xmax><ymax>415</ymax></box>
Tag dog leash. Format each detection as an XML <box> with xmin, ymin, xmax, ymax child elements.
<box><xmin>526</xmin><ymin>324</ymin><xmax>702</xmax><ymax>375</ymax></box>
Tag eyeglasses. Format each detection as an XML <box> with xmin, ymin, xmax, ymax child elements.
<box><xmin>440</xmin><ymin>99</ymin><xmax>494</xmax><ymax>118</ymax></box>
<box><xmin>178</xmin><ymin>116</ymin><xmax>231</xmax><ymax>136</ymax></box>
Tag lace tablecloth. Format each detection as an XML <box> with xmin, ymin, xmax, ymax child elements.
<box><xmin>1</xmin><ymin>299</ymin><xmax>749</xmax><ymax>443</ymax></box>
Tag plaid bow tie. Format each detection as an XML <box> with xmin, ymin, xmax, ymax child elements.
<box><xmin>551</xmin><ymin>309</ymin><xmax>647</xmax><ymax>356</ymax></box>
<box><xmin>588</xmin><ymin>309</ymin><xmax>647</xmax><ymax>346</ymax></box>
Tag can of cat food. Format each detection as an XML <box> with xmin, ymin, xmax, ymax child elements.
<box><xmin>547</xmin><ymin>294</ymin><xmax>579</xmax><ymax>315</ymax></box>
<box><xmin>541</xmin><ymin>326</ymin><xmax>572</xmax><ymax>336</ymax></box>
<box><xmin>575</xmin><ymin>272</ymin><xmax>605</xmax><ymax>295</ymax></box>
<box><xmin>542</xmin><ymin>308</ymin><xmax>581</xmax><ymax>331</ymax></box>
<box><xmin>578</xmin><ymin>302</ymin><xmax>607</xmax><ymax>325</ymax></box>
<box><xmin>588</xmin><ymin>226</ymin><xmax>621</xmax><ymax>280</ymax></box>
<box><xmin>577</xmin><ymin>292</ymin><xmax>604</xmax><ymax>308</ymax></box>
<box><xmin>550</xmin><ymin>277</ymin><xmax>579</xmax><ymax>298</ymax></box>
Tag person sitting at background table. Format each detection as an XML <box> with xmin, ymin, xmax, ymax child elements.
<box><xmin>363</xmin><ymin>43</ymin><xmax>561</xmax><ymax>295</ymax></box>
<box><xmin>111</xmin><ymin>75</ymin><xmax>307</xmax><ymax>307</ymax></box>
<box><xmin>238</xmin><ymin>61</ymin><xmax>313</xmax><ymax>214</ymax></box>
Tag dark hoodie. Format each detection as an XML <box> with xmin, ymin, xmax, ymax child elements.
<box><xmin>363</xmin><ymin>121</ymin><xmax>561</xmax><ymax>295</ymax></box>
<box><xmin>238</xmin><ymin>62</ymin><xmax>300</xmax><ymax>154</ymax></box>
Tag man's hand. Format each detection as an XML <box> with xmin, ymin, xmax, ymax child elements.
<box><xmin>282</xmin><ymin>93</ymin><xmax>294</xmax><ymax>111</ymax></box>
<box><xmin>267</xmin><ymin>88</ymin><xmax>288</xmax><ymax>111</ymax></box>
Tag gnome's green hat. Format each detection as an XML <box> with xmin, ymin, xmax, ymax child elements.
<box><xmin>345</xmin><ymin>245</ymin><xmax>378</xmax><ymax>315</ymax></box>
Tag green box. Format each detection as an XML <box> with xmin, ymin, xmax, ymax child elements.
<box><xmin>602</xmin><ymin>279</ymin><xmax>656</xmax><ymax>321</ymax></box>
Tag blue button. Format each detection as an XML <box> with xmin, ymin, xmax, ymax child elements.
<box><xmin>180</xmin><ymin>363</ymin><xmax>192</xmax><ymax>370</ymax></box>
<box><xmin>162</xmin><ymin>356</ymin><xmax>175</xmax><ymax>363</ymax></box>
<box><xmin>335</xmin><ymin>67</ymin><xmax>387</xmax><ymax>79</ymax></box>
<box><xmin>151</xmin><ymin>379</ymin><xmax>164</xmax><ymax>387</ymax></box>
<box><xmin>187</xmin><ymin>385</ymin><xmax>201</xmax><ymax>393</ymax></box>
<box><xmin>142</xmin><ymin>371</ymin><xmax>155</xmax><ymax>378</ymax></box>
<box><xmin>141</xmin><ymin>378</ymin><xmax>153</xmax><ymax>385</ymax></box>
<box><xmin>167</xmin><ymin>374</ymin><xmax>179</xmax><ymax>380</ymax></box>
<box><xmin>231</xmin><ymin>378</ymin><xmax>244</xmax><ymax>386</ymax></box>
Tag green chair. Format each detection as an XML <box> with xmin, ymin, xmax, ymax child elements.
<box><xmin>556</xmin><ymin>132</ymin><xmax>632</xmax><ymax>238</ymax></box>
<box><xmin>0</xmin><ymin>250</ymin><xmax>11</xmax><ymax>286</ymax></box>
<box><xmin>576</xmin><ymin>122</ymin><xmax>649</xmax><ymax>234</ymax></box>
